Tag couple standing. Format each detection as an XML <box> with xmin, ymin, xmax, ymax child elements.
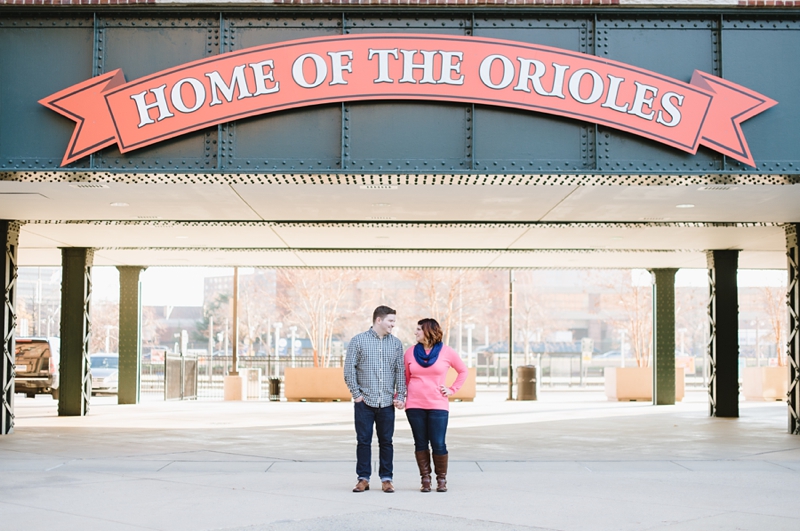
<box><xmin>343</xmin><ymin>305</ymin><xmax>468</xmax><ymax>493</ymax></box>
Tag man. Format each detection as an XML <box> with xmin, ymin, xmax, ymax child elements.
<box><xmin>344</xmin><ymin>305</ymin><xmax>406</xmax><ymax>493</ymax></box>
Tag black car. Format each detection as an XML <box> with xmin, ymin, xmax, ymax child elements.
<box><xmin>14</xmin><ymin>337</ymin><xmax>60</xmax><ymax>399</ymax></box>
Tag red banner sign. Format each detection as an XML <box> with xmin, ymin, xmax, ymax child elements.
<box><xmin>41</xmin><ymin>34</ymin><xmax>776</xmax><ymax>167</ymax></box>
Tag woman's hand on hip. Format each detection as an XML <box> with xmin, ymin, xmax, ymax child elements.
<box><xmin>439</xmin><ymin>385</ymin><xmax>453</xmax><ymax>397</ymax></box>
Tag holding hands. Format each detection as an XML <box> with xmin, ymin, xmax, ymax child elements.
<box><xmin>393</xmin><ymin>399</ymin><xmax>405</xmax><ymax>410</ymax></box>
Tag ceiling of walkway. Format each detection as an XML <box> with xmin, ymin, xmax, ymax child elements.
<box><xmin>3</xmin><ymin>176</ymin><xmax>797</xmax><ymax>268</ymax></box>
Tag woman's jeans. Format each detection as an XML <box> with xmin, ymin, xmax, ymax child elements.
<box><xmin>405</xmin><ymin>408</ymin><xmax>449</xmax><ymax>455</ymax></box>
<box><xmin>354</xmin><ymin>400</ymin><xmax>395</xmax><ymax>481</ymax></box>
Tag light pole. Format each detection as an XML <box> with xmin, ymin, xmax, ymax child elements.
<box><xmin>208</xmin><ymin>315</ymin><xmax>214</xmax><ymax>385</ymax></box>
<box><xmin>289</xmin><ymin>325</ymin><xmax>297</xmax><ymax>368</ymax></box>
<box><xmin>273</xmin><ymin>322</ymin><xmax>283</xmax><ymax>378</ymax></box>
<box><xmin>231</xmin><ymin>267</ymin><xmax>239</xmax><ymax>377</ymax></box>
<box><xmin>508</xmin><ymin>269</ymin><xmax>514</xmax><ymax>401</ymax></box>
<box><xmin>465</xmin><ymin>324</ymin><xmax>475</xmax><ymax>368</ymax></box>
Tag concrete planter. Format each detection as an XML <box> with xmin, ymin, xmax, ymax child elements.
<box><xmin>448</xmin><ymin>367</ymin><xmax>477</xmax><ymax>402</ymax></box>
<box><xmin>742</xmin><ymin>366</ymin><xmax>788</xmax><ymax>401</ymax></box>
<box><xmin>604</xmin><ymin>366</ymin><xmax>685</xmax><ymax>402</ymax></box>
<box><xmin>283</xmin><ymin>366</ymin><xmax>477</xmax><ymax>403</ymax></box>
<box><xmin>283</xmin><ymin>367</ymin><xmax>352</xmax><ymax>402</ymax></box>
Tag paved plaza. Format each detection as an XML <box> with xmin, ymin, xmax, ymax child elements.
<box><xmin>1</xmin><ymin>389</ymin><xmax>798</xmax><ymax>531</ymax></box>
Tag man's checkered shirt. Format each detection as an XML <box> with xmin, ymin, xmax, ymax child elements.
<box><xmin>344</xmin><ymin>328</ymin><xmax>406</xmax><ymax>408</ymax></box>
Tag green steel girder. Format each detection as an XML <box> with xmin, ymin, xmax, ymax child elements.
<box><xmin>707</xmin><ymin>249</ymin><xmax>740</xmax><ymax>419</ymax></box>
<box><xmin>117</xmin><ymin>266</ymin><xmax>145</xmax><ymax>405</ymax></box>
<box><xmin>1</xmin><ymin>221</ymin><xmax>19</xmax><ymax>435</ymax></box>
<box><xmin>58</xmin><ymin>247</ymin><xmax>93</xmax><ymax>417</ymax></box>
<box><xmin>786</xmin><ymin>225</ymin><xmax>800</xmax><ymax>434</ymax></box>
<box><xmin>651</xmin><ymin>268</ymin><xmax>677</xmax><ymax>406</ymax></box>
<box><xmin>0</xmin><ymin>8</ymin><xmax>799</xmax><ymax>175</ymax></box>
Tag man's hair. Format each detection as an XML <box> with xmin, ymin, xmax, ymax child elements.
<box><xmin>373</xmin><ymin>305</ymin><xmax>396</xmax><ymax>323</ymax></box>
<box><xmin>418</xmin><ymin>318</ymin><xmax>443</xmax><ymax>347</ymax></box>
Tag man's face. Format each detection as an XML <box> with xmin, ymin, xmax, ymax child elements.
<box><xmin>374</xmin><ymin>314</ymin><xmax>396</xmax><ymax>336</ymax></box>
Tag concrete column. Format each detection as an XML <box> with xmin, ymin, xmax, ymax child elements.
<box><xmin>707</xmin><ymin>250</ymin><xmax>739</xmax><ymax>418</ymax></box>
<box><xmin>1</xmin><ymin>221</ymin><xmax>20</xmax><ymax>435</ymax></box>
<box><xmin>117</xmin><ymin>266</ymin><xmax>145</xmax><ymax>405</ymax></box>
<box><xmin>786</xmin><ymin>225</ymin><xmax>800</xmax><ymax>434</ymax></box>
<box><xmin>650</xmin><ymin>269</ymin><xmax>677</xmax><ymax>406</ymax></box>
<box><xmin>59</xmin><ymin>248</ymin><xmax>93</xmax><ymax>417</ymax></box>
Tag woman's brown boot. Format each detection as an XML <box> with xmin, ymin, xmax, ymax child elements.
<box><xmin>432</xmin><ymin>453</ymin><xmax>448</xmax><ymax>492</ymax></box>
<box><xmin>414</xmin><ymin>450</ymin><xmax>432</xmax><ymax>492</ymax></box>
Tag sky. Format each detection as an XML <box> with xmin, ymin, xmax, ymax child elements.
<box><xmin>89</xmin><ymin>266</ymin><xmax>788</xmax><ymax>306</ymax></box>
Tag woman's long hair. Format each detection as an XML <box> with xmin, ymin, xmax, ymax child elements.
<box><xmin>418</xmin><ymin>318</ymin><xmax>443</xmax><ymax>348</ymax></box>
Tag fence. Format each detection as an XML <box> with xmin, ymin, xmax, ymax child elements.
<box><xmin>141</xmin><ymin>355</ymin><xmax>345</xmax><ymax>400</ymax></box>
<box><xmin>141</xmin><ymin>352</ymin><xmax>710</xmax><ymax>400</ymax></box>
<box><xmin>476</xmin><ymin>353</ymin><xmax>710</xmax><ymax>388</ymax></box>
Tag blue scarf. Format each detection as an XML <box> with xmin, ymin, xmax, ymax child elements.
<box><xmin>414</xmin><ymin>342</ymin><xmax>443</xmax><ymax>368</ymax></box>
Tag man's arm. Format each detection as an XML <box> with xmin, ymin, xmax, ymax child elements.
<box><xmin>343</xmin><ymin>335</ymin><xmax>362</xmax><ymax>401</ymax></box>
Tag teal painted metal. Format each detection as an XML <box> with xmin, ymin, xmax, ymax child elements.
<box><xmin>707</xmin><ymin>250</ymin><xmax>739</xmax><ymax>418</ymax></box>
<box><xmin>651</xmin><ymin>268</ymin><xmax>677</xmax><ymax>406</ymax></box>
<box><xmin>117</xmin><ymin>266</ymin><xmax>145</xmax><ymax>406</ymax></box>
<box><xmin>58</xmin><ymin>248</ymin><xmax>93</xmax><ymax>417</ymax></box>
<box><xmin>786</xmin><ymin>225</ymin><xmax>800</xmax><ymax>434</ymax></box>
<box><xmin>0</xmin><ymin>9</ymin><xmax>798</xmax><ymax>174</ymax></box>
<box><xmin>1</xmin><ymin>221</ymin><xmax>19</xmax><ymax>435</ymax></box>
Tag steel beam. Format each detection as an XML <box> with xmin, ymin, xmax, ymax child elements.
<box><xmin>707</xmin><ymin>250</ymin><xmax>740</xmax><ymax>418</ymax></box>
<box><xmin>58</xmin><ymin>248</ymin><xmax>93</xmax><ymax>417</ymax></box>
<box><xmin>651</xmin><ymin>268</ymin><xmax>677</xmax><ymax>406</ymax></box>
<box><xmin>117</xmin><ymin>266</ymin><xmax>145</xmax><ymax>405</ymax></box>
<box><xmin>786</xmin><ymin>224</ymin><xmax>800</xmax><ymax>434</ymax></box>
<box><xmin>1</xmin><ymin>221</ymin><xmax>20</xmax><ymax>435</ymax></box>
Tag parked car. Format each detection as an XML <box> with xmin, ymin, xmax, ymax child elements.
<box><xmin>14</xmin><ymin>337</ymin><xmax>60</xmax><ymax>399</ymax></box>
<box><xmin>90</xmin><ymin>353</ymin><xmax>119</xmax><ymax>395</ymax></box>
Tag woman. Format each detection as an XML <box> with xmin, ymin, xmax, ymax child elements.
<box><xmin>404</xmin><ymin>318</ymin><xmax>468</xmax><ymax>492</ymax></box>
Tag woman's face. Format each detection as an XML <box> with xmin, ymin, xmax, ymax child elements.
<box><xmin>415</xmin><ymin>324</ymin><xmax>425</xmax><ymax>344</ymax></box>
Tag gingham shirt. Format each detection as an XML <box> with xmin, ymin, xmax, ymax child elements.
<box><xmin>344</xmin><ymin>327</ymin><xmax>406</xmax><ymax>407</ymax></box>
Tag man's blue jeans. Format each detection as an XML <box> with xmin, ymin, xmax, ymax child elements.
<box><xmin>354</xmin><ymin>400</ymin><xmax>395</xmax><ymax>481</ymax></box>
<box><xmin>405</xmin><ymin>408</ymin><xmax>449</xmax><ymax>455</ymax></box>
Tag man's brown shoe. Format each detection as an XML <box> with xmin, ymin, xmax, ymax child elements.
<box><xmin>352</xmin><ymin>479</ymin><xmax>369</xmax><ymax>492</ymax></box>
<box><xmin>381</xmin><ymin>480</ymin><xmax>395</xmax><ymax>493</ymax></box>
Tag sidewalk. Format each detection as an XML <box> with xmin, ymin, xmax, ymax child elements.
<box><xmin>1</xmin><ymin>390</ymin><xmax>798</xmax><ymax>531</ymax></box>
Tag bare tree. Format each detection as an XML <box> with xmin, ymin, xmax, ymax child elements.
<box><xmin>597</xmin><ymin>270</ymin><xmax>652</xmax><ymax>368</ymax></box>
<box><xmin>401</xmin><ymin>269</ymin><xmax>489</xmax><ymax>349</ymax></box>
<box><xmin>239</xmin><ymin>270</ymin><xmax>277</xmax><ymax>356</ymax></box>
<box><xmin>277</xmin><ymin>269</ymin><xmax>359</xmax><ymax>367</ymax></box>
<box><xmin>761</xmin><ymin>285</ymin><xmax>786</xmax><ymax>366</ymax></box>
<box><xmin>141</xmin><ymin>306</ymin><xmax>165</xmax><ymax>349</ymax></box>
<box><xmin>89</xmin><ymin>301</ymin><xmax>119</xmax><ymax>354</ymax></box>
<box><xmin>514</xmin><ymin>271</ymin><xmax>556</xmax><ymax>364</ymax></box>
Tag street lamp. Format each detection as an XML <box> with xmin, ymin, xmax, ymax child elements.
<box><xmin>289</xmin><ymin>326</ymin><xmax>297</xmax><ymax>368</ymax></box>
<box><xmin>464</xmin><ymin>324</ymin><xmax>475</xmax><ymax>368</ymax></box>
<box><xmin>273</xmin><ymin>322</ymin><xmax>283</xmax><ymax>378</ymax></box>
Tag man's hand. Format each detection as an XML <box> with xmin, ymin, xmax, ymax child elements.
<box><xmin>354</xmin><ymin>396</ymin><xmax>364</xmax><ymax>403</ymax></box>
<box><xmin>393</xmin><ymin>399</ymin><xmax>405</xmax><ymax>410</ymax></box>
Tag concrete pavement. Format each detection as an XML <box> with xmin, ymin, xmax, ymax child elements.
<box><xmin>1</xmin><ymin>389</ymin><xmax>798</xmax><ymax>531</ymax></box>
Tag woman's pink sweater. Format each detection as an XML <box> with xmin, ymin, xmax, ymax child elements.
<box><xmin>404</xmin><ymin>344</ymin><xmax>468</xmax><ymax>411</ymax></box>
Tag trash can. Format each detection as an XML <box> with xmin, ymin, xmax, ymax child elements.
<box><xmin>516</xmin><ymin>365</ymin><xmax>537</xmax><ymax>401</ymax></box>
<box><xmin>269</xmin><ymin>377</ymin><xmax>281</xmax><ymax>401</ymax></box>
